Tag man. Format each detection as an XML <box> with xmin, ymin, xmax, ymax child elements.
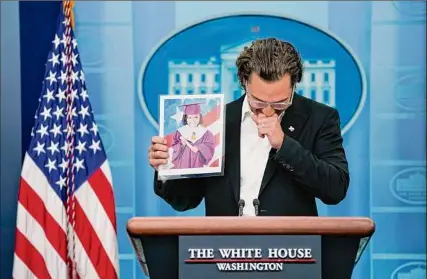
<box><xmin>148</xmin><ymin>38</ymin><xmax>349</xmax><ymax>217</ymax></box>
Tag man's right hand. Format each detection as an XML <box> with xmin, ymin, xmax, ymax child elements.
<box><xmin>149</xmin><ymin>136</ymin><xmax>169</xmax><ymax>170</ymax></box>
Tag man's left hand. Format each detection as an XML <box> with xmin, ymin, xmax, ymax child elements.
<box><xmin>251</xmin><ymin>113</ymin><xmax>285</xmax><ymax>150</ymax></box>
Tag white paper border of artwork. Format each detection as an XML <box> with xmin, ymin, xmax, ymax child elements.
<box><xmin>158</xmin><ymin>93</ymin><xmax>225</xmax><ymax>179</ymax></box>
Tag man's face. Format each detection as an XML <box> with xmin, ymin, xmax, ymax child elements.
<box><xmin>245</xmin><ymin>73</ymin><xmax>294</xmax><ymax>117</ymax></box>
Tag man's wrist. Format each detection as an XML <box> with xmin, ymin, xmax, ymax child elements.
<box><xmin>273</xmin><ymin>132</ymin><xmax>286</xmax><ymax>151</ymax></box>
<box><xmin>272</xmin><ymin>133</ymin><xmax>299</xmax><ymax>172</ymax></box>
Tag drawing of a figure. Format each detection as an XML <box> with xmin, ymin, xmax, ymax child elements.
<box><xmin>170</xmin><ymin>102</ymin><xmax>215</xmax><ymax>169</ymax></box>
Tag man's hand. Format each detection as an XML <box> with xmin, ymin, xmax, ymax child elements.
<box><xmin>148</xmin><ymin>136</ymin><xmax>169</xmax><ymax>170</ymax></box>
<box><xmin>251</xmin><ymin>113</ymin><xmax>285</xmax><ymax>150</ymax></box>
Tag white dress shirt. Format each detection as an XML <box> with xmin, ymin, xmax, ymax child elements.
<box><xmin>240</xmin><ymin>96</ymin><xmax>272</xmax><ymax>216</ymax></box>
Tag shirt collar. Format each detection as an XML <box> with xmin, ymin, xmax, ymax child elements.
<box><xmin>241</xmin><ymin>95</ymin><xmax>252</xmax><ymax>122</ymax></box>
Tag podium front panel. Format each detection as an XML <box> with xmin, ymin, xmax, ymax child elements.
<box><xmin>178</xmin><ymin>235</ymin><xmax>321</xmax><ymax>279</ymax></box>
<box><xmin>130</xmin><ymin>234</ymin><xmax>361</xmax><ymax>279</ymax></box>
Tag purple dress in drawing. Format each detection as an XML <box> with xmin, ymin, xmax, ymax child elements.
<box><xmin>170</xmin><ymin>128</ymin><xmax>215</xmax><ymax>169</ymax></box>
<box><xmin>170</xmin><ymin>103</ymin><xmax>216</xmax><ymax>169</ymax></box>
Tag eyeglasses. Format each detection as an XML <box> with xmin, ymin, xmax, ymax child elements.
<box><xmin>246</xmin><ymin>89</ymin><xmax>294</xmax><ymax>111</ymax></box>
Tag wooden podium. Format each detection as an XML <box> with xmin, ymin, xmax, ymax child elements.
<box><xmin>127</xmin><ymin>217</ymin><xmax>375</xmax><ymax>279</ymax></box>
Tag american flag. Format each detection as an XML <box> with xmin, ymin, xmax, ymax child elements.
<box><xmin>12</xmin><ymin>2</ymin><xmax>119</xmax><ymax>279</ymax></box>
<box><xmin>164</xmin><ymin>99</ymin><xmax>223</xmax><ymax>167</ymax></box>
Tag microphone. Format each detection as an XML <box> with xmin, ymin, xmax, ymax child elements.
<box><xmin>238</xmin><ymin>199</ymin><xmax>245</xmax><ymax>216</ymax></box>
<box><xmin>253</xmin><ymin>199</ymin><xmax>260</xmax><ymax>216</ymax></box>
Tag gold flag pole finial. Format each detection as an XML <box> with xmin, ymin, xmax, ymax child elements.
<box><xmin>70</xmin><ymin>0</ymin><xmax>75</xmax><ymax>30</ymax></box>
<box><xmin>63</xmin><ymin>0</ymin><xmax>75</xmax><ymax>30</ymax></box>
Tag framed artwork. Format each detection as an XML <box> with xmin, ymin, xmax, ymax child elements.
<box><xmin>158</xmin><ymin>94</ymin><xmax>225</xmax><ymax>180</ymax></box>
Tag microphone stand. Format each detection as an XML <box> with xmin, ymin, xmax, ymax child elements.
<box><xmin>253</xmin><ymin>199</ymin><xmax>260</xmax><ymax>216</ymax></box>
<box><xmin>238</xmin><ymin>199</ymin><xmax>245</xmax><ymax>217</ymax></box>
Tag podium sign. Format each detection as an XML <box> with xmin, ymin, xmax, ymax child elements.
<box><xmin>179</xmin><ymin>235</ymin><xmax>322</xmax><ymax>279</ymax></box>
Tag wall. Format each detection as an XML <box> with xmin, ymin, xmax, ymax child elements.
<box><xmin>1</xmin><ymin>1</ymin><xmax>22</xmax><ymax>277</ymax></box>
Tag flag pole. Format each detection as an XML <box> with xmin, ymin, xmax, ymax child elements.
<box><xmin>62</xmin><ymin>0</ymin><xmax>77</xmax><ymax>278</ymax></box>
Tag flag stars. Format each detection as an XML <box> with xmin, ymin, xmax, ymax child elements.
<box><xmin>63</xmin><ymin>125</ymin><xmax>76</xmax><ymax>138</ymax></box>
<box><xmin>90</xmin><ymin>123</ymin><xmax>98</xmax><ymax>136</ymax></box>
<box><xmin>40</xmin><ymin>106</ymin><xmax>52</xmax><ymax>121</ymax></box>
<box><xmin>52</xmin><ymin>34</ymin><xmax>61</xmax><ymax>49</ymax></box>
<box><xmin>75</xmin><ymin>140</ymin><xmax>87</xmax><ymax>155</ymax></box>
<box><xmin>52</xmin><ymin>106</ymin><xmax>64</xmax><ymax>120</ymax></box>
<box><xmin>74</xmin><ymin>158</ymin><xmax>85</xmax><ymax>172</ymax></box>
<box><xmin>60</xmin><ymin>33</ymin><xmax>69</xmax><ymax>48</ymax></box>
<box><xmin>48</xmin><ymin>53</ymin><xmax>60</xmax><ymax>67</ymax></box>
<box><xmin>79</xmin><ymin>71</ymin><xmax>85</xmax><ymax>84</ymax></box>
<box><xmin>60</xmin><ymin>52</ymin><xmax>69</xmax><ymax>65</ymax></box>
<box><xmin>58</xmin><ymin>70</ymin><xmax>67</xmax><ymax>86</ymax></box>
<box><xmin>45</xmin><ymin>70</ymin><xmax>57</xmax><ymax>86</ymax></box>
<box><xmin>50</xmin><ymin>123</ymin><xmax>62</xmax><ymax>138</ymax></box>
<box><xmin>58</xmin><ymin>158</ymin><xmax>68</xmax><ymax>173</ymax></box>
<box><xmin>56</xmin><ymin>176</ymin><xmax>67</xmax><ymax>190</ymax></box>
<box><xmin>78</xmin><ymin>105</ymin><xmax>90</xmax><ymax>120</ymax></box>
<box><xmin>45</xmin><ymin>158</ymin><xmax>57</xmax><ymax>173</ymax></box>
<box><xmin>61</xmin><ymin>141</ymin><xmax>70</xmax><ymax>154</ymax></box>
<box><xmin>70</xmin><ymin>88</ymin><xmax>79</xmax><ymax>101</ymax></box>
<box><xmin>71</xmin><ymin>107</ymin><xmax>78</xmax><ymax>118</ymax></box>
<box><xmin>47</xmin><ymin>142</ymin><xmax>60</xmax><ymax>155</ymax></box>
<box><xmin>33</xmin><ymin>142</ymin><xmax>45</xmax><ymax>156</ymax></box>
<box><xmin>71</xmin><ymin>71</ymin><xmax>79</xmax><ymax>84</ymax></box>
<box><xmin>28</xmin><ymin>23</ymin><xmax>108</xmax><ymax>191</ymax></box>
<box><xmin>71</xmin><ymin>53</ymin><xmax>79</xmax><ymax>67</ymax></box>
<box><xmin>80</xmin><ymin>89</ymin><xmax>89</xmax><ymax>102</ymax></box>
<box><xmin>36</xmin><ymin>124</ymin><xmax>49</xmax><ymax>138</ymax></box>
<box><xmin>56</xmin><ymin>88</ymin><xmax>66</xmax><ymax>103</ymax></box>
<box><xmin>77</xmin><ymin>123</ymin><xmax>89</xmax><ymax>137</ymax></box>
<box><xmin>62</xmin><ymin>108</ymin><xmax>78</xmax><ymax>122</ymax></box>
<box><xmin>72</xmin><ymin>38</ymin><xmax>77</xmax><ymax>49</ymax></box>
<box><xmin>44</xmin><ymin>89</ymin><xmax>55</xmax><ymax>103</ymax></box>
<box><xmin>89</xmin><ymin>139</ymin><xmax>101</xmax><ymax>154</ymax></box>
<box><xmin>62</xmin><ymin>18</ymin><xmax>71</xmax><ymax>28</ymax></box>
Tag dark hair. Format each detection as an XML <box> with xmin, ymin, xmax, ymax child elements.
<box><xmin>236</xmin><ymin>38</ymin><xmax>304</xmax><ymax>89</ymax></box>
<box><xmin>182</xmin><ymin>114</ymin><xmax>203</xmax><ymax>125</ymax></box>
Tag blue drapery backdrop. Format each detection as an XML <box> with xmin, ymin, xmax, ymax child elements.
<box><xmin>1</xmin><ymin>1</ymin><xmax>425</xmax><ymax>279</ymax></box>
